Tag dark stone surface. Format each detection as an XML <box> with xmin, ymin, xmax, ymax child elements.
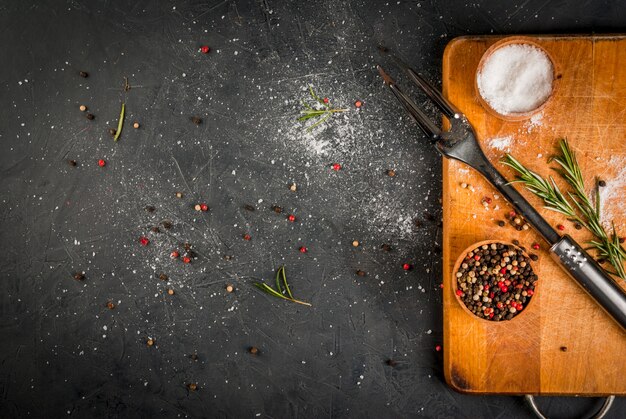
<box><xmin>0</xmin><ymin>1</ymin><xmax>624</xmax><ymax>418</ymax></box>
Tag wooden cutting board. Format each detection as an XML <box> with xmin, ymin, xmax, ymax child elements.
<box><xmin>442</xmin><ymin>35</ymin><xmax>626</xmax><ymax>395</ymax></box>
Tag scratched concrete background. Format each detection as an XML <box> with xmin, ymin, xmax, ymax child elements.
<box><xmin>1</xmin><ymin>0</ymin><xmax>624</xmax><ymax>418</ymax></box>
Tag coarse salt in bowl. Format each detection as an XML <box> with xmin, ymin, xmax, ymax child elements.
<box><xmin>476</xmin><ymin>38</ymin><xmax>555</xmax><ymax>118</ymax></box>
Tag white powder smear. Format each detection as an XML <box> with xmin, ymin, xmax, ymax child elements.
<box><xmin>599</xmin><ymin>156</ymin><xmax>626</xmax><ymax>230</ymax></box>
<box><xmin>477</xmin><ymin>44</ymin><xmax>553</xmax><ymax>115</ymax></box>
<box><xmin>488</xmin><ymin>135</ymin><xmax>513</xmax><ymax>151</ymax></box>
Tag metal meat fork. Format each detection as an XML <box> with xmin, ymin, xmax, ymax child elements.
<box><xmin>376</xmin><ymin>57</ymin><xmax>626</xmax><ymax>331</ymax></box>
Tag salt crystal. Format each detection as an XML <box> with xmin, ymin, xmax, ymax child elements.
<box><xmin>477</xmin><ymin>44</ymin><xmax>553</xmax><ymax>115</ymax></box>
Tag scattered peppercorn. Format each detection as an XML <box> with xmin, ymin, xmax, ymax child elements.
<box><xmin>597</xmin><ymin>258</ymin><xmax>606</xmax><ymax>264</ymax></box>
<box><xmin>529</xmin><ymin>253</ymin><xmax>539</xmax><ymax>261</ymax></box>
<box><xmin>332</xmin><ymin>163</ymin><xmax>342</xmax><ymax>171</ymax></box>
<box><xmin>167</xmin><ymin>288</ymin><xmax>175</xmax><ymax>295</ymax></box>
<box><xmin>200</xmin><ymin>204</ymin><xmax>209</xmax><ymax>212</ymax></box>
<box><xmin>352</xmin><ymin>240</ymin><xmax>360</xmax><ymax>247</ymax></box>
<box><xmin>435</xmin><ymin>345</ymin><xmax>442</xmax><ymax>352</ymax></box>
<box><xmin>175</xmin><ymin>192</ymin><xmax>183</xmax><ymax>199</ymax></box>
<box><xmin>598</xmin><ymin>180</ymin><xmax>606</xmax><ymax>187</ymax></box>
<box><xmin>243</xmin><ymin>234</ymin><xmax>251</xmax><ymax>241</ymax></box>
<box><xmin>86</xmin><ymin>113</ymin><xmax>95</xmax><ymax>120</ymax></box>
<box><xmin>385</xmin><ymin>359</ymin><xmax>398</xmax><ymax>367</ymax></box>
<box><xmin>560</xmin><ymin>346</ymin><xmax>568</xmax><ymax>352</ymax></box>
<box><xmin>299</xmin><ymin>246</ymin><xmax>307</xmax><ymax>253</ymax></box>
<box><xmin>381</xmin><ymin>243</ymin><xmax>392</xmax><ymax>252</ymax></box>
<box><xmin>402</xmin><ymin>263</ymin><xmax>412</xmax><ymax>271</ymax></box>
<box><xmin>620</xmin><ymin>237</ymin><xmax>625</xmax><ymax>244</ymax></box>
<box><xmin>98</xmin><ymin>159</ymin><xmax>106</xmax><ymax>167</ymax></box>
<box><xmin>187</xmin><ymin>383</ymin><xmax>198</xmax><ymax>391</ymax></box>
<box><xmin>133</xmin><ymin>122</ymin><xmax>140</xmax><ymax>129</ymax></box>
<box><xmin>68</xmin><ymin>159</ymin><xmax>77</xmax><ymax>167</ymax></box>
<box><xmin>386</xmin><ymin>169</ymin><xmax>396</xmax><ymax>177</ymax></box>
<box><xmin>244</xmin><ymin>204</ymin><xmax>255</xmax><ymax>211</ymax></box>
<box><xmin>108</xmin><ymin>128</ymin><xmax>116</xmax><ymax>136</ymax></box>
<box><xmin>532</xmin><ymin>243</ymin><xmax>540</xmax><ymax>250</ymax></box>
<box><xmin>191</xmin><ymin>116</ymin><xmax>202</xmax><ymax>125</ymax></box>
<box><xmin>223</xmin><ymin>255</ymin><xmax>233</xmax><ymax>261</ymax></box>
<box><xmin>145</xmin><ymin>205</ymin><xmax>156</xmax><ymax>212</ymax></box>
<box><xmin>323</xmin><ymin>97</ymin><xmax>329</xmax><ymax>104</ymax></box>
<box><xmin>79</xmin><ymin>105</ymin><xmax>87</xmax><ymax>112</ymax></box>
<box><xmin>226</xmin><ymin>284</ymin><xmax>234</xmax><ymax>293</ymax></box>
<box><xmin>159</xmin><ymin>273</ymin><xmax>168</xmax><ymax>281</ymax></box>
<box><xmin>574</xmin><ymin>223</ymin><xmax>583</xmax><ymax>230</ymax></box>
<box><xmin>271</xmin><ymin>205</ymin><xmax>283</xmax><ymax>214</ymax></box>
<box><xmin>512</xmin><ymin>239</ymin><xmax>520</xmax><ymax>246</ymax></box>
<box><xmin>73</xmin><ymin>272</ymin><xmax>85</xmax><ymax>281</ymax></box>
<box><xmin>287</xmin><ymin>214</ymin><xmax>296</xmax><ymax>222</ymax></box>
<box><xmin>106</xmin><ymin>301</ymin><xmax>115</xmax><ymax>309</ymax></box>
<box><xmin>161</xmin><ymin>220</ymin><xmax>172</xmax><ymax>229</ymax></box>
<box><xmin>79</xmin><ymin>71</ymin><xmax>88</xmax><ymax>78</ymax></box>
<box><xmin>354</xmin><ymin>100</ymin><xmax>363</xmax><ymax>108</ymax></box>
<box><xmin>200</xmin><ymin>45</ymin><xmax>210</xmax><ymax>54</ymax></box>
<box><xmin>356</xmin><ymin>270</ymin><xmax>366</xmax><ymax>277</ymax></box>
<box><xmin>455</xmin><ymin>242</ymin><xmax>537</xmax><ymax>321</ymax></box>
<box><xmin>182</xmin><ymin>256</ymin><xmax>191</xmax><ymax>264</ymax></box>
<box><xmin>194</xmin><ymin>204</ymin><xmax>202</xmax><ymax>211</ymax></box>
<box><xmin>139</xmin><ymin>237</ymin><xmax>150</xmax><ymax>246</ymax></box>
<box><xmin>171</xmin><ymin>251</ymin><xmax>180</xmax><ymax>259</ymax></box>
<box><xmin>289</xmin><ymin>183</ymin><xmax>297</xmax><ymax>192</ymax></box>
<box><xmin>190</xmin><ymin>353</ymin><xmax>198</xmax><ymax>361</ymax></box>
<box><xmin>151</xmin><ymin>227</ymin><xmax>160</xmax><ymax>233</ymax></box>
<box><xmin>147</xmin><ymin>338</ymin><xmax>155</xmax><ymax>346</ymax></box>
<box><xmin>248</xmin><ymin>346</ymin><xmax>259</xmax><ymax>355</ymax></box>
<box><xmin>557</xmin><ymin>224</ymin><xmax>565</xmax><ymax>231</ymax></box>
<box><xmin>497</xmin><ymin>220</ymin><xmax>505</xmax><ymax>227</ymax></box>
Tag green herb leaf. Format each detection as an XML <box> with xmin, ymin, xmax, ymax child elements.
<box><xmin>253</xmin><ymin>266</ymin><xmax>311</xmax><ymax>306</ymax></box>
<box><xmin>503</xmin><ymin>140</ymin><xmax>625</xmax><ymax>280</ymax></box>
<box><xmin>298</xmin><ymin>86</ymin><xmax>346</xmax><ymax>131</ymax></box>
<box><xmin>114</xmin><ymin>103</ymin><xmax>125</xmax><ymax>142</ymax></box>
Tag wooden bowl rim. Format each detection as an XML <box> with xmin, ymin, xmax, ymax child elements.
<box><xmin>451</xmin><ymin>239</ymin><xmax>540</xmax><ymax>323</ymax></box>
<box><xmin>474</xmin><ymin>36</ymin><xmax>560</xmax><ymax>121</ymax></box>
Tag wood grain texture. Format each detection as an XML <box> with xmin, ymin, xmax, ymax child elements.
<box><xmin>442</xmin><ymin>35</ymin><xmax>626</xmax><ymax>396</ymax></box>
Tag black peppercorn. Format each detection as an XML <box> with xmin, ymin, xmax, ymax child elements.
<box><xmin>248</xmin><ymin>346</ymin><xmax>259</xmax><ymax>355</ymax></box>
<box><xmin>161</xmin><ymin>220</ymin><xmax>172</xmax><ymax>229</ymax></box>
<box><xmin>271</xmin><ymin>205</ymin><xmax>283</xmax><ymax>214</ymax></box>
<box><xmin>385</xmin><ymin>359</ymin><xmax>397</xmax><ymax>367</ymax></box>
<box><xmin>159</xmin><ymin>273</ymin><xmax>168</xmax><ymax>281</ymax></box>
<box><xmin>73</xmin><ymin>272</ymin><xmax>85</xmax><ymax>281</ymax></box>
<box><xmin>530</xmin><ymin>254</ymin><xmax>539</xmax><ymax>261</ymax></box>
<box><xmin>497</xmin><ymin>220</ymin><xmax>505</xmax><ymax>227</ymax></box>
<box><xmin>145</xmin><ymin>206</ymin><xmax>156</xmax><ymax>213</ymax></box>
<box><xmin>244</xmin><ymin>204</ymin><xmax>255</xmax><ymax>211</ymax></box>
<box><xmin>191</xmin><ymin>116</ymin><xmax>202</xmax><ymax>125</ymax></box>
<box><xmin>381</xmin><ymin>243</ymin><xmax>392</xmax><ymax>252</ymax></box>
<box><xmin>598</xmin><ymin>180</ymin><xmax>606</xmax><ymax>187</ymax></box>
<box><xmin>574</xmin><ymin>223</ymin><xmax>583</xmax><ymax>230</ymax></box>
<box><xmin>151</xmin><ymin>227</ymin><xmax>160</xmax><ymax>233</ymax></box>
<box><xmin>85</xmin><ymin>113</ymin><xmax>95</xmax><ymax>120</ymax></box>
<box><xmin>68</xmin><ymin>159</ymin><xmax>77</xmax><ymax>166</ymax></box>
<box><xmin>355</xmin><ymin>270</ymin><xmax>366</xmax><ymax>277</ymax></box>
<box><xmin>79</xmin><ymin>71</ymin><xmax>88</xmax><ymax>78</ymax></box>
<box><xmin>108</xmin><ymin>128</ymin><xmax>116</xmax><ymax>136</ymax></box>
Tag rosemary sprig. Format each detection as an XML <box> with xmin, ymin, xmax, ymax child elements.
<box><xmin>502</xmin><ymin>139</ymin><xmax>626</xmax><ymax>280</ymax></box>
<box><xmin>113</xmin><ymin>103</ymin><xmax>125</xmax><ymax>142</ymax></box>
<box><xmin>298</xmin><ymin>86</ymin><xmax>347</xmax><ymax>132</ymax></box>
<box><xmin>253</xmin><ymin>266</ymin><xmax>311</xmax><ymax>306</ymax></box>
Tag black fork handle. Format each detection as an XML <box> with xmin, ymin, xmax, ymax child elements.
<box><xmin>444</xmin><ymin>138</ymin><xmax>626</xmax><ymax>331</ymax></box>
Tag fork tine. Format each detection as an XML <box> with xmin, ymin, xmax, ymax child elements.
<box><xmin>377</xmin><ymin>65</ymin><xmax>442</xmax><ymax>140</ymax></box>
<box><xmin>382</xmin><ymin>52</ymin><xmax>460</xmax><ymax>119</ymax></box>
<box><xmin>404</xmin><ymin>67</ymin><xmax>459</xmax><ymax>119</ymax></box>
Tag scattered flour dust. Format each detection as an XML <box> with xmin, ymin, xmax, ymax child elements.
<box><xmin>477</xmin><ymin>43</ymin><xmax>553</xmax><ymax>115</ymax></box>
<box><xmin>488</xmin><ymin>135</ymin><xmax>513</xmax><ymax>152</ymax></box>
<box><xmin>599</xmin><ymin>156</ymin><xmax>626</xmax><ymax>230</ymax></box>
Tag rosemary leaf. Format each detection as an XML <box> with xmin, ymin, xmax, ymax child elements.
<box><xmin>113</xmin><ymin>103</ymin><xmax>125</xmax><ymax>142</ymax></box>
<box><xmin>253</xmin><ymin>266</ymin><xmax>310</xmax><ymax>306</ymax></box>
<box><xmin>297</xmin><ymin>86</ymin><xmax>346</xmax><ymax>130</ymax></box>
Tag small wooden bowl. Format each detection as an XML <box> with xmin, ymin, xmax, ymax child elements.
<box><xmin>451</xmin><ymin>239</ymin><xmax>540</xmax><ymax>322</ymax></box>
<box><xmin>475</xmin><ymin>36</ymin><xmax>560</xmax><ymax>121</ymax></box>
